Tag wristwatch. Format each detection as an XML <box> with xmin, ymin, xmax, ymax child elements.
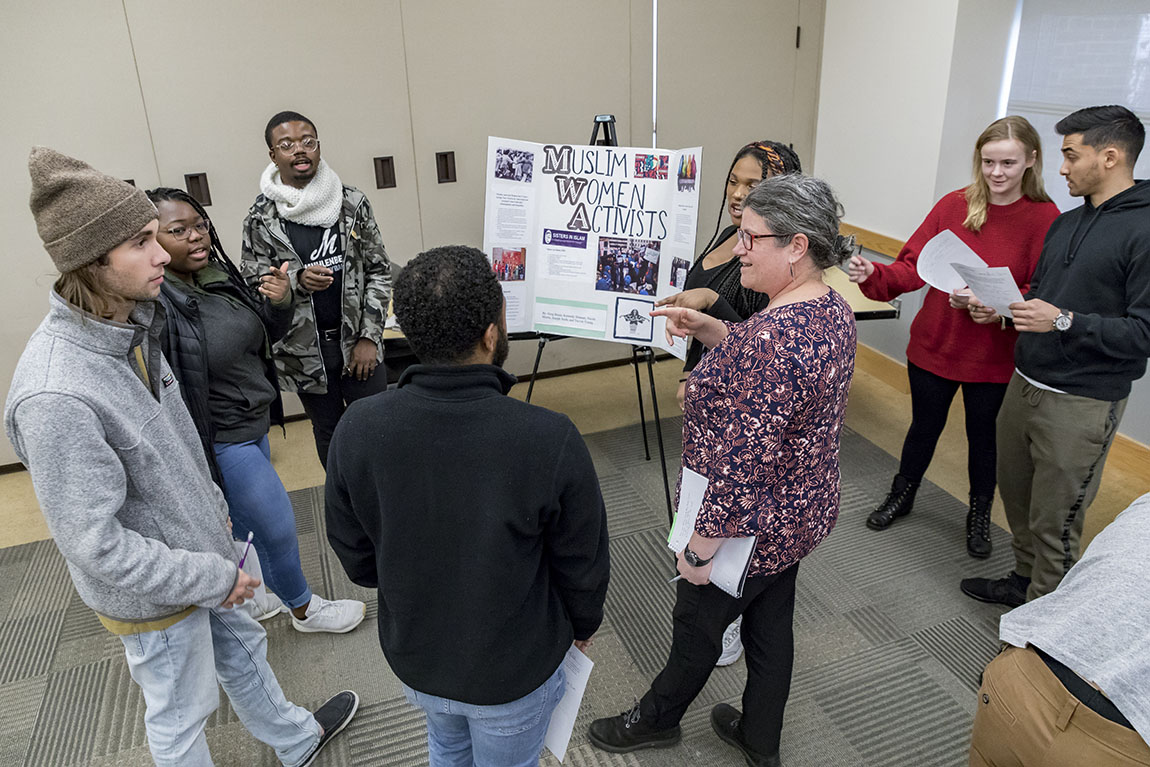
<box><xmin>683</xmin><ymin>546</ymin><xmax>714</xmax><ymax>567</ymax></box>
<box><xmin>1053</xmin><ymin>310</ymin><xmax>1073</xmax><ymax>332</ymax></box>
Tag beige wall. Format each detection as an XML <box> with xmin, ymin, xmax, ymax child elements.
<box><xmin>0</xmin><ymin>0</ymin><xmax>823</xmax><ymax>465</ymax></box>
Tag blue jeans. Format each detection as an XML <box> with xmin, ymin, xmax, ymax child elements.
<box><xmin>120</xmin><ymin>606</ymin><xmax>320</xmax><ymax>766</ymax></box>
<box><xmin>403</xmin><ymin>663</ymin><xmax>566</xmax><ymax>767</ymax></box>
<box><xmin>214</xmin><ymin>436</ymin><xmax>312</xmax><ymax>609</ymax></box>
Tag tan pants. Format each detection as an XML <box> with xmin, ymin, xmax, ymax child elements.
<box><xmin>969</xmin><ymin>646</ymin><xmax>1150</xmax><ymax>766</ymax></box>
<box><xmin>995</xmin><ymin>374</ymin><xmax>1126</xmax><ymax>600</ymax></box>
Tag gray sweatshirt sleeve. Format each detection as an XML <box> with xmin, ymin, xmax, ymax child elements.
<box><xmin>12</xmin><ymin>393</ymin><xmax>236</xmax><ymax>608</ymax></box>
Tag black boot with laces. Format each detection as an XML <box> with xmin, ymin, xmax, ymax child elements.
<box><xmin>588</xmin><ymin>700</ymin><xmax>681</xmax><ymax>753</ymax></box>
<box><xmin>866</xmin><ymin>474</ymin><xmax>920</xmax><ymax>530</ymax></box>
<box><xmin>966</xmin><ymin>494</ymin><xmax>993</xmax><ymax>559</ymax></box>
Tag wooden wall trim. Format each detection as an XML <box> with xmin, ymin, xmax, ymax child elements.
<box><xmin>841</xmin><ymin>222</ymin><xmax>905</xmax><ymax>259</ymax></box>
<box><xmin>854</xmin><ymin>341</ymin><xmax>1150</xmax><ymax>472</ymax></box>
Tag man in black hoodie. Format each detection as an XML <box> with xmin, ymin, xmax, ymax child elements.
<box><xmin>961</xmin><ymin>105</ymin><xmax>1150</xmax><ymax>607</ymax></box>
<box><xmin>324</xmin><ymin>245</ymin><xmax>610</xmax><ymax>766</ymax></box>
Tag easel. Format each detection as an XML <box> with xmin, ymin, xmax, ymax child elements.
<box><xmin>517</xmin><ymin>115</ymin><xmax>674</xmax><ymax>525</ymax></box>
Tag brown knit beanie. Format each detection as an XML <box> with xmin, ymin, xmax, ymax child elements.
<box><xmin>28</xmin><ymin>147</ymin><xmax>157</xmax><ymax>273</ymax></box>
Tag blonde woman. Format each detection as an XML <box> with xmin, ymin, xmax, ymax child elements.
<box><xmin>848</xmin><ymin>116</ymin><xmax>1059</xmax><ymax>557</ymax></box>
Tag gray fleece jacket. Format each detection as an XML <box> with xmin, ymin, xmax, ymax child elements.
<box><xmin>5</xmin><ymin>293</ymin><xmax>238</xmax><ymax>622</ymax></box>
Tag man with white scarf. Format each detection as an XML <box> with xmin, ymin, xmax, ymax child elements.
<box><xmin>242</xmin><ymin>110</ymin><xmax>393</xmax><ymax>468</ymax></box>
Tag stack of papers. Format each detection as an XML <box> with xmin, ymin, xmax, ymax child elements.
<box><xmin>916</xmin><ymin>230</ymin><xmax>1023</xmax><ymax>317</ymax></box>
<box><xmin>667</xmin><ymin>467</ymin><xmax>756</xmax><ymax>598</ymax></box>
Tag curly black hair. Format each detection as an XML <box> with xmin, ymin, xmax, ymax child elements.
<box><xmin>264</xmin><ymin>110</ymin><xmax>317</xmax><ymax>148</ymax></box>
<box><xmin>394</xmin><ymin>245</ymin><xmax>503</xmax><ymax>365</ymax></box>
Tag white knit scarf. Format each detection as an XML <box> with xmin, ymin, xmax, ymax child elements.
<box><xmin>259</xmin><ymin>159</ymin><xmax>343</xmax><ymax>227</ymax></box>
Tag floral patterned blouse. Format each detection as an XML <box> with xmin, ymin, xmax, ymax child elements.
<box><xmin>682</xmin><ymin>289</ymin><xmax>856</xmax><ymax>577</ymax></box>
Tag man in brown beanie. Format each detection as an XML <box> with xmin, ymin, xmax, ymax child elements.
<box><xmin>5</xmin><ymin>147</ymin><xmax>358</xmax><ymax>766</ymax></box>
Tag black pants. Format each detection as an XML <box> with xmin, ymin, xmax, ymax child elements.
<box><xmin>297</xmin><ymin>337</ymin><xmax>387</xmax><ymax>468</ymax></box>
<box><xmin>640</xmin><ymin>562</ymin><xmax>799</xmax><ymax>758</ymax></box>
<box><xmin>898</xmin><ymin>362</ymin><xmax>1008</xmax><ymax>498</ymax></box>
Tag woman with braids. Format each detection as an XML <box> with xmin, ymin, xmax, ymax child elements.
<box><xmin>656</xmin><ymin>139</ymin><xmax>800</xmax><ymax>667</ymax></box>
<box><xmin>148</xmin><ymin>187</ymin><xmax>365</xmax><ymax>635</ymax></box>
<box><xmin>848</xmin><ymin>116</ymin><xmax>1059</xmax><ymax>558</ymax></box>
<box><xmin>590</xmin><ymin>175</ymin><xmax>856</xmax><ymax>766</ymax></box>
<box><xmin>656</xmin><ymin>140</ymin><xmax>801</xmax><ymax>410</ymax></box>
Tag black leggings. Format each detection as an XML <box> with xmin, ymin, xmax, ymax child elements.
<box><xmin>897</xmin><ymin>362</ymin><xmax>1008</xmax><ymax>498</ymax></box>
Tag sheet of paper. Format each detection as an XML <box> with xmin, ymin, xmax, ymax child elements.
<box><xmin>916</xmin><ymin>230</ymin><xmax>987</xmax><ymax>293</ymax></box>
<box><xmin>709</xmin><ymin>536</ymin><xmax>757</xmax><ymax>598</ymax></box>
<box><xmin>544</xmin><ymin>645</ymin><xmax>594</xmax><ymax>763</ymax></box>
<box><xmin>667</xmin><ymin>466</ymin><xmax>708</xmax><ymax>552</ymax></box>
<box><xmin>951</xmin><ymin>264</ymin><xmax>1024</xmax><ymax>318</ymax></box>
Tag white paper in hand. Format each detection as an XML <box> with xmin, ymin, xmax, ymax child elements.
<box><xmin>916</xmin><ymin>230</ymin><xmax>987</xmax><ymax>292</ymax></box>
<box><xmin>667</xmin><ymin>467</ymin><xmax>708</xmax><ymax>552</ymax></box>
<box><xmin>951</xmin><ymin>264</ymin><xmax>1024</xmax><ymax>318</ymax></box>
<box><xmin>708</xmin><ymin>535</ymin><xmax>757</xmax><ymax>598</ymax></box>
<box><xmin>544</xmin><ymin>645</ymin><xmax>594</xmax><ymax>763</ymax></box>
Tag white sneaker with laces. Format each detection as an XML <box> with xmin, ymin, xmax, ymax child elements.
<box><xmin>716</xmin><ymin>616</ymin><xmax>744</xmax><ymax>666</ymax></box>
<box><xmin>245</xmin><ymin>589</ymin><xmax>286</xmax><ymax>622</ymax></box>
<box><xmin>291</xmin><ymin>595</ymin><xmax>366</xmax><ymax>634</ymax></box>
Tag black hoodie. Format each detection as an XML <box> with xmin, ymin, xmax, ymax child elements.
<box><xmin>1015</xmin><ymin>179</ymin><xmax>1150</xmax><ymax>400</ymax></box>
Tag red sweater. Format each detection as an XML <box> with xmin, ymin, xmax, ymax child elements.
<box><xmin>858</xmin><ymin>190</ymin><xmax>1059</xmax><ymax>383</ymax></box>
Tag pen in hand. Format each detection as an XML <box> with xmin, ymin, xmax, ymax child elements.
<box><xmin>237</xmin><ymin>531</ymin><xmax>254</xmax><ymax>569</ymax></box>
<box><xmin>668</xmin><ymin>575</ymin><xmax>682</xmax><ymax>584</ymax></box>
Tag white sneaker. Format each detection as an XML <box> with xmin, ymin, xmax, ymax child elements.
<box><xmin>716</xmin><ymin>616</ymin><xmax>744</xmax><ymax>666</ymax></box>
<box><xmin>291</xmin><ymin>595</ymin><xmax>366</xmax><ymax>634</ymax></box>
<box><xmin>246</xmin><ymin>590</ymin><xmax>286</xmax><ymax>622</ymax></box>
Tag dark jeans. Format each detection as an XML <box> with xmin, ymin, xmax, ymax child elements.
<box><xmin>898</xmin><ymin>362</ymin><xmax>1008</xmax><ymax>498</ymax></box>
<box><xmin>297</xmin><ymin>336</ymin><xmax>387</xmax><ymax>468</ymax></box>
<box><xmin>640</xmin><ymin>562</ymin><xmax>799</xmax><ymax>758</ymax></box>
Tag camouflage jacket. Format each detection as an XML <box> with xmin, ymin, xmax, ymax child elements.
<box><xmin>240</xmin><ymin>185</ymin><xmax>392</xmax><ymax>394</ymax></box>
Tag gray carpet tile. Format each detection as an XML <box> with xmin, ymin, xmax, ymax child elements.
<box><xmin>0</xmin><ymin>418</ymin><xmax>1018</xmax><ymax>765</ymax></box>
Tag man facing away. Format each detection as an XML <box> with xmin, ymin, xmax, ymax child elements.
<box><xmin>6</xmin><ymin>147</ymin><xmax>357</xmax><ymax>766</ymax></box>
<box><xmin>241</xmin><ymin>110</ymin><xmax>392</xmax><ymax>468</ymax></box>
<box><xmin>324</xmin><ymin>246</ymin><xmax>611</xmax><ymax>766</ymax></box>
<box><xmin>960</xmin><ymin>105</ymin><xmax>1150</xmax><ymax>606</ymax></box>
<box><xmin>969</xmin><ymin>492</ymin><xmax>1150</xmax><ymax>765</ymax></box>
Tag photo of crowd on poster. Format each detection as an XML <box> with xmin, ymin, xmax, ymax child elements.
<box><xmin>670</xmin><ymin>256</ymin><xmax>690</xmax><ymax>289</ymax></box>
<box><xmin>594</xmin><ymin>237</ymin><xmax>660</xmax><ymax>295</ymax></box>
<box><xmin>494</xmin><ymin>147</ymin><xmax>534</xmax><ymax>182</ymax></box>
<box><xmin>492</xmin><ymin>246</ymin><xmax>526</xmax><ymax>282</ymax></box>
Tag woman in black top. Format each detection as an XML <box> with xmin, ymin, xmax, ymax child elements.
<box><xmin>654</xmin><ymin>140</ymin><xmax>800</xmax><ymax>669</ymax></box>
<box><xmin>658</xmin><ymin>140</ymin><xmax>802</xmax><ymax>408</ymax></box>
<box><xmin>149</xmin><ymin>187</ymin><xmax>365</xmax><ymax>635</ymax></box>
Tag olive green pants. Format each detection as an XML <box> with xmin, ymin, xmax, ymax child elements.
<box><xmin>995</xmin><ymin>373</ymin><xmax>1126</xmax><ymax>601</ymax></box>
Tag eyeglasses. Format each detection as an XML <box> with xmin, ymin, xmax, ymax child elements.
<box><xmin>274</xmin><ymin>137</ymin><xmax>319</xmax><ymax>154</ymax></box>
<box><xmin>736</xmin><ymin>228</ymin><xmax>789</xmax><ymax>250</ymax></box>
<box><xmin>163</xmin><ymin>220</ymin><xmax>210</xmax><ymax>241</ymax></box>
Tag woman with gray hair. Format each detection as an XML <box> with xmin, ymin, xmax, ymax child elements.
<box><xmin>589</xmin><ymin>174</ymin><xmax>857</xmax><ymax>766</ymax></box>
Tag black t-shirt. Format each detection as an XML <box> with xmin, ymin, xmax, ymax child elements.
<box><xmin>284</xmin><ymin>220</ymin><xmax>344</xmax><ymax>331</ymax></box>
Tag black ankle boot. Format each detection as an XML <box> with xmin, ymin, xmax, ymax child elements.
<box><xmin>866</xmin><ymin>475</ymin><xmax>919</xmax><ymax>530</ymax></box>
<box><xmin>966</xmin><ymin>495</ymin><xmax>993</xmax><ymax>559</ymax></box>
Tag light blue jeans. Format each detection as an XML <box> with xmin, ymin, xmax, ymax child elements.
<box><xmin>403</xmin><ymin>663</ymin><xmax>566</xmax><ymax>767</ymax></box>
<box><xmin>214</xmin><ymin>436</ymin><xmax>312</xmax><ymax>609</ymax></box>
<box><xmin>120</xmin><ymin>606</ymin><xmax>320</xmax><ymax>766</ymax></box>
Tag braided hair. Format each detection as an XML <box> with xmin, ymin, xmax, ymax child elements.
<box><xmin>145</xmin><ymin>187</ymin><xmax>261</xmax><ymax>311</ymax></box>
<box><xmin>702</xmin><ymin>140</ymin><xmax>802</xmax><ymax>253</ymax></box>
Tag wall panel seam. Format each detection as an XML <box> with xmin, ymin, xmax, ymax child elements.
<box><xmin>119</xmin><ymin>0</ymin><xmax>161</xmax><ymax>184</ymax></box>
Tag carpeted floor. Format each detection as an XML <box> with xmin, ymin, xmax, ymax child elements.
<box><xmin>0</xmin><ymin>417</ymin><xmax>1013</xmax><ymax>766</ymax></box>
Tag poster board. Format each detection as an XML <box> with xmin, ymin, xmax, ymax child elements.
<box><xmin>483</xmin><ymin>137</ymin><xmax>702</xmax><ymax>359</ymax></box>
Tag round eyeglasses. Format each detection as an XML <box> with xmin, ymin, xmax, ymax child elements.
<box><xmin>275</xmin><ymin>137</ymin><xmax>319</xmax><ymax>154</ymax></box>
<box><xmin>163</xmin><ymin>220</ymin><xmax>210</xmax><ymax>241</ymax></box>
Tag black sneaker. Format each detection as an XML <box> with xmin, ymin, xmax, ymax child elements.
<box><xmin>588</xmin><ymin>701</ymin><xmax>681</xmax><ymax>753</ymax></box>
<box><xmin>960</xmin><ymin>571</ymin><xmax>1029</xmax><ymax>608</ymax></box>
<box><xmin>300</xmin><ymin>690</ymin><xmax>359</xmax><ymax>767</ymax></box>
<box><xmin>710</xmin><ymin>703</ymin><xmax>782</xmax><ymax>767</ymax></box>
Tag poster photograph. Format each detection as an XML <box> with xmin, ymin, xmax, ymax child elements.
<box><xmin>482</xmin><ymin>136</ymin><xmax>701</xmax><ymax>359</ymax></box>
